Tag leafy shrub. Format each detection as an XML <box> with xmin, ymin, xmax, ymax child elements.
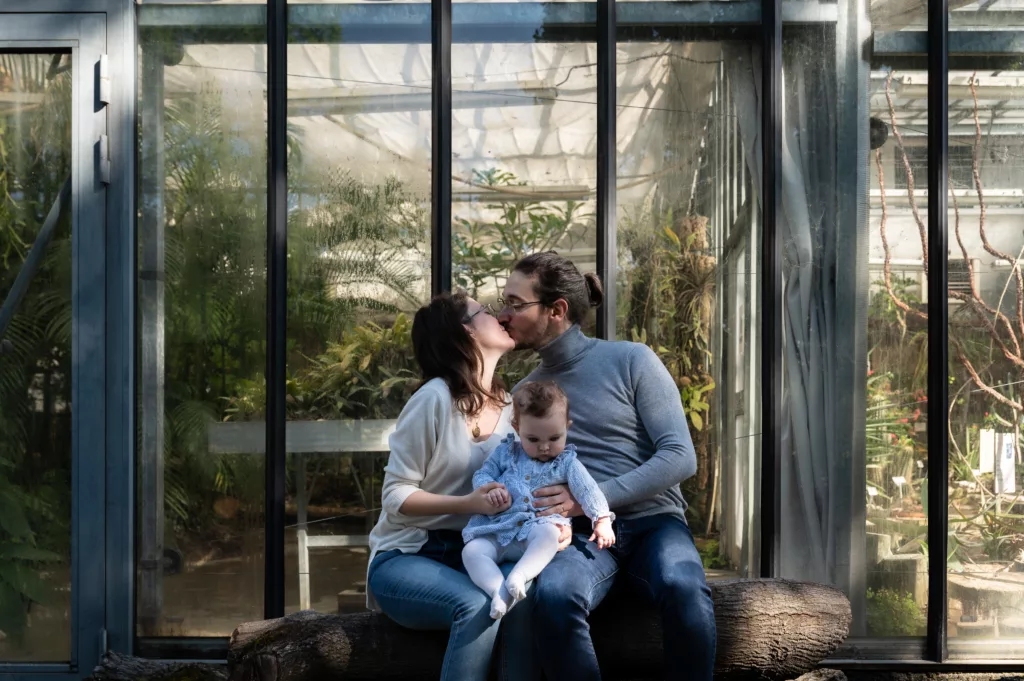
<box><xmin>866</xmin><ymin>588</ymin><xmax>925</xmax><ymax>636</ymax></box>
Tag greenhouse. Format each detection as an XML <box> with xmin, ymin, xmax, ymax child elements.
<box><xmin>1</xmin><ymin>0</ymin><xmax>1021</xmax><ymax>677</ymax></box>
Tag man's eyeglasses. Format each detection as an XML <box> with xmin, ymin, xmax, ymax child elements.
<box><xmin>463</xmin><ymin>303</ymin><xmax>495</xmax><ymax>323</ymax></box>
<box><xmin>497</xmin><ymin>297</ymin><xmax>544</xmax><ymax>314</ymax></box>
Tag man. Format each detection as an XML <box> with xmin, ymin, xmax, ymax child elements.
<box><xmin>496</xmin><ymin>251</ymin><xmax>715</xmax><ymax>681</ymax></box>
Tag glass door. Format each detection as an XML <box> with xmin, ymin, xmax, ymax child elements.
<box><xmin>0</xmin><ymin>13</ymin><xmax>107</xmax><ymax>676</ymax></box>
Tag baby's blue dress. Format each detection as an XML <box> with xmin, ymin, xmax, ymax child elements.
<box><xmin>462</xmin><ymin>434</ymin><xmax>612</xmax><ymax>546</ymax></box>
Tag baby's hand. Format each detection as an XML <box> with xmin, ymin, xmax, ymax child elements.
<box><xmin>486</xmin><ymin>487</ymin><xmax>510</xmax><ymax>508</ymax></box>
<box><xmin>589</xmin><ymin>517</ymin><xmax>615</xmax><ymax>550</ymax></box>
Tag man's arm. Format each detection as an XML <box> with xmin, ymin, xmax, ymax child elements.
<box><xmin>597</xmin><ymin>344</ymin><xmax>697</xmax><ymax>509</ymax></box>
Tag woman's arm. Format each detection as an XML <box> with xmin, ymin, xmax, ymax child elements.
<box><xmin>400</xmin><ymin>486</ymin><xmax>503</xmax><ymax>516</ymax></box>
<box><xmin>381</xmin><ymin>385</ymin><xmax>506</xmax><ymax>518</ymax></box>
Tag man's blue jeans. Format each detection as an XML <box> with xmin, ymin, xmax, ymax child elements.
<box><xmin>499</xmin><ymin>513</ymin><xmax>716</xmax><ymax>681</ymax></box>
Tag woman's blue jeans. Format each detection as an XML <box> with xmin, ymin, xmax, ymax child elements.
<box><xmin>368</xmin><ymin>530</ymin><xmax>516</xmax><ymax>681</ymax></box>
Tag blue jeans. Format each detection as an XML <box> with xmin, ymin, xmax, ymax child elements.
<box><xmin>368</xmin><ymin>530</ymin><xmax>514</xmax><ymax>681</ymax></box>
<box><xmin>499</xmin><ymin>513</ymin><xmax>716</xmax><ymax>681</ymax></box>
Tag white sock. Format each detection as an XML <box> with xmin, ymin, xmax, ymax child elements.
<box><xmin>504</xmin><ymin>524</ymin><xmax>562</xmax><ymax>607</ymax></box>
<box><xmin>462</xmin><ymin>538</ymin><xmax>509</xmax><ymax>619</ymax></box>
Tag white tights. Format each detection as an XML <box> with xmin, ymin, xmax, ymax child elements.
<box><xmin>462</xmin><ymin>523</ymin><xmax>562</xmax><ymax>620</ymax></box>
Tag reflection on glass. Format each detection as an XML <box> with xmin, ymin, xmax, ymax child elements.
<box><xmin>943</xmin><ymin>69</ymin><xmax>1024</xmax><ymax>648</ymax></box>
<box><xmin>450</xmin><ymin>38</ymin><xmax>597</xmax><ymax>345</ymax></box>
<box><xmin>616</xmin><ymin>41</ymin><xmax>761</xmax><ymax>578</ymax></box>
<box><xmin>284</xmin><ymin>27</ymin><xmax>431</xmax><ymax>614</ymax></box>
<box><xmin>0</xmin><ymin>52</ymin><xmax>72</xmax><ymax>663</ymax></box>
<box><xmin>136</xmin><ymin>22</ymin><xmax>268</xmax><ymax>636</ymax></box>
<box><xmin>770</xmin><ymin>19</ymin><xmax>931</xmax><ymax>636</ymax></box>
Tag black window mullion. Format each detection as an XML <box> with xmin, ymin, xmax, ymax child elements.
<box><xmin>265</xmin><ymin>0</ymin><xmax>288</xmax><ymax>620</ymax></box>
<box><xmin>432</xmin><ymin>0</ymin><xmax>452</xmax><ymax>296</ymax></box>
<box><xmin>596</xmin><ymin>0</ymin><xmax>616</xmax><ymax>340</ymax></box>
<box><xmin>759</xmin><ymin>0</ymin><xmax>783</xmax><ymax>579</ymax></box>
<box><xmin>926</xmin><ymin>0</ymin><xmax>949</xmax><ymax>661</ymax></box>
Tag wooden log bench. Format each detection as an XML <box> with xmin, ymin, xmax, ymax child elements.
<box><xmin>89</xmin><ymin>578</ymin><xmax>852</xmax><ymax>681</ymax></box>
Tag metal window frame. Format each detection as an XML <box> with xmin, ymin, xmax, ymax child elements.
<box><xmin>760</xmin><ymin>0</ymin><xmax>783</xmax><ymax>581</ymax></box>
<box><xmin>926</xmin><ymin>0</ymin><xmax>949</xmax><ymax>663</ymax></box>
<box><xmin>265</xmin><ymin>0</ymin><xmax>288</xmax><ymax>620</ymax></box>
<box><xmin>125</xmin><ymin>0</ymin><xmax>1024</xmax><ymax>671</ymax></box>
<box><xmin>0</xmin><ymin>0</ymin><xmax>137</xmax><ymax>674</ymax></box>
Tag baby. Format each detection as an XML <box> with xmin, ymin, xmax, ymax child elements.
<box><xmin>462</xmin><ymin>381</ymin><xmax>615</xmax><ymax>619</ymax></box>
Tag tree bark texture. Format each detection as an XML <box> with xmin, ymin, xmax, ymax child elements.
<box><xmin>225</xmin><ymin>579</ymin><xmax>851</xmax><ymax>681</ymax></box>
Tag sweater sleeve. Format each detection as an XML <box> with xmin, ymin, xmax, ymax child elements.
<box><xmin>597</xmin><ymin>344</ymin><xmax>697</xmax><ymax>509</ymax></box>
<box><xmin>565</xmin><ymin>453</ymin><xmax>612</xmax><ymax>522</ymax></box>
<box><xmin>380</xmin><ymin>384</ymin><xmax>449</xmax><ymax>516</ymax></box>
<box><xmin>472</xmin><ymin>441</ymin><xmax>509</xmax><ymax>489</ymax></box>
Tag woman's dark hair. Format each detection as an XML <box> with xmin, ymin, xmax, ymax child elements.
<box><xmin>412</xmin><ymin>291</ymin><xmax>506</xmax><ymax>417</ymax></box>
<box><xmin>512</xmin><ymin>251</ymin><xmax>603</xmax><ymax>324</ymax></box>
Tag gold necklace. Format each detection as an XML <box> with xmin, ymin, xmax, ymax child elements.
<box><xmin>472</xmin><ymin>423</ymin><xmax>481</xmax><ymax>438</ymax></box>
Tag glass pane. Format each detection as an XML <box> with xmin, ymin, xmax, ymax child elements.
<box><xmin>451</xmin><ymin>24</ymin><xmax>597</xmax><ymax>355</ymax></box>
<box><xmin>777</xmin><ymin>14</ymin><xmax>930</xmax><ymax>638</ymax></box>
<box><xmin>616</xmin><ymin>39</ymin><xmax>761</xmax><ymax>578</ymax></box>
<box><xmin>136</xmin><ymin>9</ymin><xmax>268</xmax><ymax>636</ymax></box>
<box><xmin>945</xmin><ymin>68</ymin><xmax>1024</xmax><ymax>650</ymax></box>
<box><xmin>285</xmin><ymin>7</ymin><xmax>431</xmax><ymax>615</ymax></box>
<box><xmin>0</xmin><ymin>52</ymin><xmax>73</xmax><ymax>663</ymax></box>
<box><xmin>865</xmin><ymin>64</ymin><xmax>929</xmax><ymax>637</ymax></box>
<box><xmin>950</xmin><ymin>2</ymin><xmax>1024</xmax><ymax>30</ymax></box>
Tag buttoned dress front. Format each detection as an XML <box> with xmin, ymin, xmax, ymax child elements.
<box><xmin>462</xmin><ymin>435</ymin><xmax>611</xmax><ymax>546</ymax></box>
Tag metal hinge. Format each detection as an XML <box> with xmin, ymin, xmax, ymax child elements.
<box><xmin>99</xmin><ymin>134</ymin><xmax>111</xmax><ymax>185</ymax></box>
<box><xmin>98</xmin><ymin>54</ymin><xmax>110</xmax><ymax>106</ymax></box>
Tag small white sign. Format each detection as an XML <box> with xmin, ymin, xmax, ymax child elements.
<box><xmin>867</xmin><ymin>486</ymin><xmax>879</xmax><ymax>497</ymax></box>
<box><xmin>997</xmin><ymin>432</ymin><xmax>1016</xmax><ymax>494</ymax></box>
<box><xmin>981</xmin><ymin>429</ymin><xmax>996</xmax><ymax>473</ymax></box>
<box><xmin>892</xmin><ymin>476</ymin><xmax>907</xmax><ymax>486</ymax></box>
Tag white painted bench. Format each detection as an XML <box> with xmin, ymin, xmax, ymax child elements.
<box><xmin>207</xmin><ymin>419</ymin><xmax>398</xmax><ymax>610</ymax></box>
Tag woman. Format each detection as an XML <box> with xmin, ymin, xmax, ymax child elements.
<box><xmin>366</xmin><ymin>291</ymin><xmax>518</xmax><ymax>680</ymax></box>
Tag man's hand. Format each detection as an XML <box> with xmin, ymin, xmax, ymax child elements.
<box><xmin>532</xmin><ymin>484</ymin><xmax>583</xmax><ymax>517</ymax></box>
<box><xmin>557</xmin><ymin>524</ymin><xmax>572</xmax><ymax>551</ymax></box>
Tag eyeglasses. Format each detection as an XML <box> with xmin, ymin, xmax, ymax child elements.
<box><xmin>497</xmin><ymin>297</ymin><xmax>544</xmax><ymax>314</ymax></box>
<box><xmin>463</xmin><ymin>303</ymin><xmax>495</xmax><ymax>323</ymax></box>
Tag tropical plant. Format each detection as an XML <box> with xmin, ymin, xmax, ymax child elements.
<box><xmin>453</xmin><ymin>168</ymin><xmax>592</xmax><ymax>298</ymax></box>
<box><xmin>621</xmin><ymin>210</ymin><xmax>717</xmax><ymax>529</ymax></box>
<box><xmin>866</xmin><ymin>588</ymin><xmax>925</xmax><ymax>636</ymax></box>
<box><xmin>151</xmin><ymin>80</ymin><xmax>430</xmax><ymax>544</ymax></box>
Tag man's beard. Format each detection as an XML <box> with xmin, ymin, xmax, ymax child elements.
<box><xmin>509</xmin><ymin>318</ymin><xmax>550</xmax><ymax>351</ymax></box>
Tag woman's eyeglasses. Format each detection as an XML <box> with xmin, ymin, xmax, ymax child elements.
<box><xmin>463</xmin><ymin>303</ymin><xmax>495</xmax><ymax>323</ymax></box>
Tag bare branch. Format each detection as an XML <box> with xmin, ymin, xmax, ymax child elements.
<box><xmin>885</xmin><ymin>71</ymin><xmax>929</xmax><ymax>277</ymax></box>
<box><xmin>876</xmin><ymin>147</ymin><xmax>926</xmax><ymax>324</ymax></box>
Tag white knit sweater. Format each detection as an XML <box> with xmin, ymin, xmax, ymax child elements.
<box><xmin>366</xmin><ymin>377</ymin><xmax>513</xmax><ymax>609</ymax></box>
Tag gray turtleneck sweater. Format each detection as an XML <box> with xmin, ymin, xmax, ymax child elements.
<box><xmin>517</xmin><ymin>325</ymin><xmax>696</xmax><ymax>521</ymax></box>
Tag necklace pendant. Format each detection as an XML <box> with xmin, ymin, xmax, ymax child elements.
<box><xmin>472</xmin><ymin>424</ymin><xmax>481</xmax><ymax>438</ymax></box>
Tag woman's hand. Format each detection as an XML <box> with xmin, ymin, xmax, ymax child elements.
<box><xmin>532</xmin><ymin>484</ymin><xmax>583</xmax><ymax>518</ymax></box>
<box><xmin>465</xmin><ymin>482</ymin><xmax>511</xmax><ymax>515</ymax></box>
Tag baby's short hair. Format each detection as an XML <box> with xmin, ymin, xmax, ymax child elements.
<box><xmin>512</xmin><ymin>381</ymin><xmax>569</xmax><ymax>426</ymax></box>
